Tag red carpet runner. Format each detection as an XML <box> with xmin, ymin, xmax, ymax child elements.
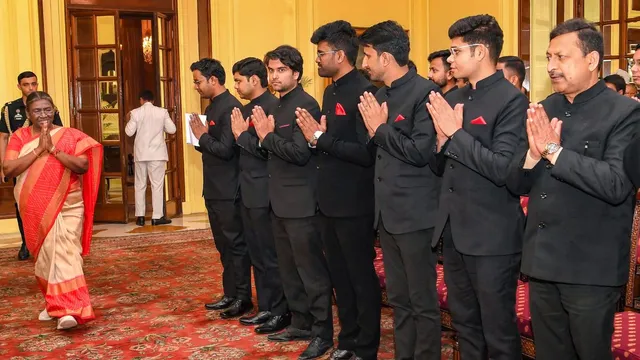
<box><xmin>0</xmin><ymin>229</ymin><xmax>456</xmax><ymax>359</ymax></box>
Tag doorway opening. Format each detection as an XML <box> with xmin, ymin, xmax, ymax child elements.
<box><xmin>119</xmin><ymin>14</ymin><xmax>158</xmax><ymax>219</ymax></box>
<box><xmin>67</xmin><ymin>10</ymin><xmax>183</xmax><ymax>223</ymax></box>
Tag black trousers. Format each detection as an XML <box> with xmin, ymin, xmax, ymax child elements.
<box><xmin>321</xmin><ymin>213</ymin><xmax>381</xmax><ymax>360</ymax></box>
<box><xmin>12</xmin><ymin>178</ymin><xmax>26</xmax><ymax>247</ymax></box>
<box><xmin>442</xmin><ymin>225</ymin><xmax>521</xmax><ymax>360</ymax></box>
<box><xmin>240</xmin><ymin>204</ymin><xmax>287</xmax><ymax>315</ymax></box>
<box><xmin>205</xmin><ymin>198</ymin><xmax>251</xmax><ymax>301</ymax></box>
<box><xmin>529</xmin><ymin>278</ymin><xmax>621</xmax><ymax>360</ymax></box>
<box><xmin>15</xmin><ymin>201</ymin><xmax>25</xmax><ymax>246</ymax></box>
<box><xmin>378</xmin><ymin>218</ymin><xmax>440</xmax><ymax>360</ymax></box>
<box><xmin>271</xmin><ymin>212</ymin><xmax>333</xmax><ymax>340</ymax></box>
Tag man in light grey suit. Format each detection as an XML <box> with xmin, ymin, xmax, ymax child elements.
<box><xmin>125</xmin><ymin>90</ymin><xmax>176</xmax><ymax>226</ymax></box>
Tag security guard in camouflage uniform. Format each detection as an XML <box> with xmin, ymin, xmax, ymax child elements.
<box><xmin>0</xmin><ymin>71</ymin><xmax>62</xmax><ymax>260</ymax></box>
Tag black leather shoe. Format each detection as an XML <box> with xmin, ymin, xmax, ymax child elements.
<box><xmin>330</xmin><ymin>349</ymin><xmax>356</xmax><ymax>360</ymax></box>
<box><xmin>17</xmin><ymin>243</ymin><xmax>29</xmax><ymax>261</ymax></box>
<box><xmin>267</xmin><ymin>325</ymin><xmax>310</xmax><ymax>341</ymax></box>
<box><xmin>151</xmin><ymin>217</ymin><xmax>172</xmax><ymax>225</ymax></box>
<box><xmin>299</xmin><ymin>337</ymin><xmax>334</xmax><ymax>360</ymax></box>
<box><xmin>240</xmin><ymin>311</ymin><xmax>271</xmax><ymax>326</ymax></box>
<box><xmin>204</xmin><ymin>296</ymin><xmax>235</xmax><ymax>310</ymax></box>
<box><xmin>256</xmin><ymin>314</ymin><xmax>291</xmax><ymax>334</ymax></box>
<box><xmin>220</xmin><ymin>299</ymin><xmax>253</xmax><ymax>319</ymax></box>
<box><xmin>136</xmin><ymin>217</ymin><xmax>145</xmax><ymax>226</ymax></box>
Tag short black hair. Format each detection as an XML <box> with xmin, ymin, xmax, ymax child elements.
<box><xmin>448</xmin><ymin>14</ymin><xmax>504</xmax><ymax>64</ymax></box>
<box><xmin>311</xmin><ymin>20</ymin><xmax>359</xmax><ymax>66</ymax></box>
<box><xmin>428</xmin><ymin>50</ymin><xmax>452</xmax><ymax>71</ymax></box>
<box><xmin>407</xmin><ymin>60</ymin><xmax>417</xmax><ymax>71</ymax></box>
<box><xmin>264</xmin><ymin>45</ymin><xmax>304</xmax><ymax>82</ymax></box>
<box><xmin>18</xmin><ymin>71</ymin><xmax>37</xmax><ymax>83</ymax></box>
<box><xmin>498</xmin><ymin>56</ymin><xmax>526</xmax><ymax>87</ymax></box>
<box><xmin>232</xmin><ymin>57</ymin><xmax>268</xmax><ymax>88</ymax></box>
<box><xmin>550</xmin><ymin>18</ymin><xmax>603</xmax><ymax>70</ymax></box>
<box><xmin>190</xmin><ymin>58</ymin><xmax>226</xmax><ymax>85</ymax></box>
<box><xmin>604</xmin><ymin>74</ymin><xmax>626</xmax><ymax>93</ymax></box>
<box><xmin>358</xmin><ymin>20</ymin><xmax>410</xmax><ymax>66</ymax></box>
<box><xmin>139</xmin><ymin>90</ymin><xmax>154</xmax><ymax>101</ymax></box>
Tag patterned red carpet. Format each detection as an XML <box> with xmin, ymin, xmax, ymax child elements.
<box><xmin>0</xmin><ymin>229</ymin><xmax>456</xmax><ymax>359</ymax></box>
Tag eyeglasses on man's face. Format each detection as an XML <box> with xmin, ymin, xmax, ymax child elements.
<box><xmin>449</xmin><ymin>44</ymin><xmax>484</xmax><ymax>57</ymax></box>
<box><xmin>316</xmin><ymin>50</ymin><xmax>339</xmax><ymax>59</ymax></box>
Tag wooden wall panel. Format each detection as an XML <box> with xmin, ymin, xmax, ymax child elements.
<box><xmin>197</xmin><ymin>0</ymin><xmax>211</xmax><ymax>58</ymax></box>
<box><xmin>197</xmin><ymin>0</ymin><xmax>211</xmax><ymax>112</ymax></box>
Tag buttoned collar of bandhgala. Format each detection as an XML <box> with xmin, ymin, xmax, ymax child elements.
<box><xmin>332</xmin><ymin>68</ymin><xmax>360</xmax><ymax>89</ymax></box>
<box><xmin>278</xmin><ymin>84</ymin><xmax>304</xmax><ymax>104</ymax></box>
<box><xmin>559</xmin><ymin>80</ymin><xmax>607</xmax><ymax>106</ymax></box>
<box><xmin>458</xmin><ymin>70</ymin><xmax>504</xmax><ymax>94</ymax></box>
<box><xmin>385</xmin><ymin>67</ymin><xmax>417</xmax><ymax>94</ymax></box>
<box><xmin>209</xmin><ymin>89</ymin><xmax>232</xmax><ymax>105</ymax></box>
<box><xmin>249</xmin><ymin>90</ymin><xmax>273</xmax><ymax>106</ymax></box>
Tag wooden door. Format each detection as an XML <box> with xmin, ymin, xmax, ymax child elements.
<box><xmin>119</xmin><ymin>15</ymin><xmax>156</xmax><ymax>220</ymax></box>
<box><xmin>154</xmin><ymin>13</ymin><xmax>182</xmax><ymax>217</ymax></box>
<box><xmin>69</xmin><ymin>12</ymin><xmax>128</xmax><ymax>222</ymax></box>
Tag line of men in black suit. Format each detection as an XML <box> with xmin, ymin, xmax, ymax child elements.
<box><xmin>187</xmin><ymin>15</ymin><xmax>640</xmax><ymax>360</ymax></box>
<box><xmin>187</xmin><ymin>21</ymin><xmax>381</xmax><ymax>360</ymax></box>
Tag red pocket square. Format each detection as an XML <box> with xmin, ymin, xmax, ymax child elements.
<box><xmin>394</xmin><ymin>114</ymin><xmax>405</xmax><ymax>122</ymax></box>
<box><xmin>249</xmin><ymin>120</ymin><xmax>255</xmax><ymax>128</ymax></box>
<box><xmin>335</xmin><ymin>103</ymin><xmax>346</xmax><ymax>116</ymax></box>
<box><xmin>209</xmin><ymin>121</ymin><xmax>216</xmax><ymax>126</ymax></box>
<box><xmin>470</xmin><ymin>116</ymin><xmax>486</xmax><ymax>125</ymax></box>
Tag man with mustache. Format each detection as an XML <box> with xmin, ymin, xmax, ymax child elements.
<box><xmin>428</xmin><ymin>50</ymin><xmax>457</xmax><ymax>96</ymax></box>
<box><xmin>427</xmin><ymin>14</ymin><xmax>528</xmax><ymax>359</ymax></box>
<box><xmin>189</xmin><ymin>58</ymin><xmax>253</xmax><ymax>319</ymax></box>
<box><xmin>358</xmin><ymin>20</ymin><xmax>442</xmax><ymax>360</ymax></box>
<box><xmin>296</xmin><ymin>20</ymin><xmax>381</xmax><ymax>360</ymax></box>
<box><xmin>509</xmin><ymin>19</ymin><xmax>639</xmax><ymax>359</ymax></box>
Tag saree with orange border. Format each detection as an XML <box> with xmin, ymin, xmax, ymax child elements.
<box><xmin>5</xmin><ymin>126</ymin><xmax>102</xmax><ymax>323</ymax></box>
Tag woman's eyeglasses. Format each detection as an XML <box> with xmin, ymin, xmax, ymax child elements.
<box><xmin>31</xmin><ymin>108</ymin><xmax>55</xmax><ymax>117</ymax></box>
